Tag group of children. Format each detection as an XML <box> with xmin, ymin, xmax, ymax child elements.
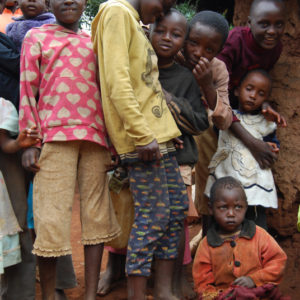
<box><xmin>0</xmin><ymin>0</ymin><xmax>290</xmax><ymax>299</ymax></box>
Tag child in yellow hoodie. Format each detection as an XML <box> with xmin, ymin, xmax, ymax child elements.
<box><xmin>92</xmin><ymin>1</ymin><xmax>189</xmax><ymax>299</ymax></box>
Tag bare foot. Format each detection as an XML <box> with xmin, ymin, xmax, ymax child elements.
<box><xmin>55</xmin><ymin>289</ymin><xmax>68</xmax><ymax>300</ymax></box>
<box><xmin>97</xmin><ymin>252</ymin><xmax>126</xmax><ymax>296</ymax></box>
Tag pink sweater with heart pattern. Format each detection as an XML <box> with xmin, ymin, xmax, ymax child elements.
<box><xmin>19</xmin><ymin>24</ymin><xmax>109</xmax><ymax>149</ymax></box>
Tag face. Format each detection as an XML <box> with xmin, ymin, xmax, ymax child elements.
<box><xmin>248</xmin><ymin>1</ymin><xmax>285</xmax><ymax>50</ymax></box>
<box><xmin>20</xmin><ymin>0</ymin><xmax>46</xmax><ymax>19</ymax></box>
<box><xmin>50</xmin><ymin>0</ymin><xmax>86</xmax><ymax>31</ymax></box>
<box><xmin>139</xmin><ymin>0</ymin><xmax>175</xmax><ymax>25</ymax></box>
<box><xmin>184</xmin><ymin>22</ymin><xmax>223</xmax><ymax>70</ymax></box>
<box><xmin>236</xmin><ymin>71</ymin><xmax>271</xmax><ymax>112</ymax></box>
<box><xmin>211</xmin><ymin>188</ymin><xmax>247</xmax><ymax>234</ymax></box>
<box><xmin>151</xmin><ymin>12</ymin><xmax>187</xmax><ymax>60</ymax></box>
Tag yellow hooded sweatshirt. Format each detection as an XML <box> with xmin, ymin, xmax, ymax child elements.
<box><xmin>91</xmin><ymin>0</ymin><xmax>180</xmax><ymax>155</ymax></box>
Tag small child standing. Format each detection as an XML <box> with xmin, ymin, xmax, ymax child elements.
<box><xmin>150</xmin><ymin>9</ymin><xmax>208</xmax><ymax>299</ymax></box>
<box><xmin>194</xmin><ymin>176</ymin><xmax>287</xmax><ymax>299</ymax></box>
<box><xmin>6</xmin><ymin>0</ymin><xmax>55</xmax><ymax>51</ymax></box>
<box><xmin>0</xmin><ymin>97</ymin><xmax>38</xmax><ymax>275</ymax></box>
<box><xmin>205</xmin><ymin>69</ymin><xmax>281</xmax><ymax>229</ymax></box>
<box><xmin>19</xmin><ymin>0</ymin><xmax>121</xmax><ymax>299</ymax></box>
<box><xmin>92</xmin><ymin>0</ymin><xmax>189</xmax><ymax>299</ymax></box>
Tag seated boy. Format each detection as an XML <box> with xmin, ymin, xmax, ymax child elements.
<box><xmin>193</xmin><ymin>176</ymin><xmax>287</xmax><ymax>300</ymax></box>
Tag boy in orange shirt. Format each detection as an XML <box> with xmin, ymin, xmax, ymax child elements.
<box><xmin>193</xmin><ymin>176</ymin><xmax>287</xmax><ymax>299</ymax></box>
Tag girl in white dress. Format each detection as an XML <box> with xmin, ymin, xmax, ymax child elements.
<box><xmin>0</xmin><ymin>97</ymin><xmax>39</xmax><ymax>274</ymax></box>
<box><xmin>205</xmin><ymin>69</ymin><xmax>281</xmax><ymax>229</ymax></box>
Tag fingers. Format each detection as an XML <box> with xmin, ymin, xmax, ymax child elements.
<box><xmin>279</xmin><ymin>115</ymin><xmax>287</xmax><ymax>127</ymax></box>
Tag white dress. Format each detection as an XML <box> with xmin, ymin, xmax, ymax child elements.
<box><xmin>205</xmin><ymin>110</ymin><xmax>278</xmax><ymax>209</ymax></box>
<box><xmin>0</xmin><ymin>98</ymin><xmax>21</xmax><ymax>274</ymax></box>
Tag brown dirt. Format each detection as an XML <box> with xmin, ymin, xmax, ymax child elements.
<box><xmin>35</xmin><ymin>196</ymin><xmax>300</xmax><ymax>299</ymax></box>
<box><xmin>35</xmin><ymin>195</ymin><xmax>199</xmax><ymax>300</ymax></box>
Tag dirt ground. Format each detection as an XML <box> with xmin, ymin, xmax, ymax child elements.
<box><xmin>35</xmin><ymin>196</ymin><xmax>299</xmax><ymax>300</ymax></box>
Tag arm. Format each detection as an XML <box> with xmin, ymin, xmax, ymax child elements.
<box><xmin>210</xmin><ymin>58</ymin><xmax>232</xmax><ymax>130</ymax></box>
<box><xmin>193</xmin><ymin>239</ymin><xmax>217</xmax><ymax>294</ymax></box>
<box><xmin>248</xmin><ymin>230</ymin><xmax>287</xmax><ymax>286</ymax></box>
<box><xmin>0</xmin><ymin>127</ymin><xmax>40</xmax><ymax>153</ymax></box>
<box><xmin>192</xmin><ymin>57</ymin><xmax>217</xmax><ymax>112</ymax></box>
<box><xmin>230</xmin><ymin>121</ymin><xmax>276</xmax><ymax>169</ymax></box>
<box><xmin>261</xmin><ymin>102</ymin><xmax>287</xmax><ymax>127</ymax></box>
<box><xmin>98</xmin><ymin>7</ymin><xmax>160</xmax><ymax>161</ymax></box>
<box><xmin>163</xmin><ymin>87</ymin><xmax>209</xmax><ymax>136</ymax></box>
<box><xmin>19</xmin><ymin>31</ymin><xmax>42</xmax><ymax>147</ymax></box>
<box><xmin>19</xmin><ymin>31</ymin><xmax>43</xmax><ymax>172</ymax></box>
<box><xmin>193</xmin><ymin>57</ymin><xmax>232</xmax><ymax>130</ymax></box>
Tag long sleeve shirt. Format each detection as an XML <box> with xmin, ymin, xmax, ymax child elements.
<box><xmin>193</xmin><ymin>220</ymin><xmax>287</xmax><ymax>296</ymax></box>
<box><xmin>159</xmin><ymin>63</ymin><xmax>208</xmax><ymax>166</ymax></box>
<box><xmin>217</xmin><ymin>26</ymin><xmax>282</xmax><ymax>108</ymax></box>
<box><xmin>19</xmin><ymin>24</ymin><xmax>109</xmax><ymax>149</ymax></box>
<box><xmin>91</xmin><ymin>0</ymin><xmax>180</xmax><ymax>155</ymax></box>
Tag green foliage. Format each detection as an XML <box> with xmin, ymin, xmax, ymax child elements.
<box><xmin>80</xmin><ymin>0</ymin><xmax>106</xmax><ymax>30</ymax></box>
<box><xmin>175</xmin><ymin>1</ymin><xmax>197</xmax><ymax>21</ymax></box>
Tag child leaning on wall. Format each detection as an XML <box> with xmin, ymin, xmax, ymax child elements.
<box><xmin>205</xmin><ymin>69</ymin><xmax>281</xmax><ymax>230</ymax></box>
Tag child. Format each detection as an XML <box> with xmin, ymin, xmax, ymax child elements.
<box><xmin>184</xmin><ymin>9</ymin><xmax>286</xmax><ymax>235</ymax></box>
<box><xmin>182</xmin><ymin>10</ymin><xmax>232</xmax><ymax>235</ymax></box>
<box><xmin>218</xmin><ymin>0</ymin><xmax>286</xmax><ymax>108</ymax></box>
<box><xmin>217</xmin><ymin>0</ymin><xmax>287</xmax><ymax>171</ymax></box>
<box><xmin>0</xmin><ymin>97</ymin><xmax>38</xmax><ymax>279</ymax></box>
<box><xmin>19</xmin><ymin>0</ymin><xmax>121</xmax><ymax>298</ymax></box>
<box><xmin>150</xmin><ymin>9</ymin><xmax>209</xmax><ymax>299</ymax></box>
<box><xmin>92</xmin><ymin>0</ymin><xmax>188</xmax><ymax>299</ymax></box>
<box><xmin>0</xmin><ymin>0</ymin><xmax>22</xmax><ymax>33</ymax></box>
<box><xmin>193</xmin><ymin>176</ymin><xmax>287</xmax><ymax>299</ymax></box>
<box><xmin>205</xmin><ymin>69</ymin><xmax>280</xmax><ymax>230</ymax></box>
<box><xmin>6</xmin><ymin>0</ymin><xmax>55</xmax><ymax>51</ymax></box>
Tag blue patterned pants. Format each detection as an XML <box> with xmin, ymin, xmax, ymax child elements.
<box><xmin>126</xmin><ymin>154</ymin><xmax>188</xmax><ymax>276</ymax></box>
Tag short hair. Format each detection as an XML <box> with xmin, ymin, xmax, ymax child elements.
<box><xmin>239</xmin><ymin>68</ymin><xmax>273</xmax><ymax>94</ymax></box>
<box><xmin>249</xmin><ymin>0</ymin><xmax>285</xmax><ymax>16</ymax></box>
<box><xmin>209</xmin><ymin>176</ymin><xmax>247</xmax><ymax>206</ymax></box>
<box><xmin>189</xmin><ymin>10</ymin><xmax>229</xmax><ymax>48</ymax></box>
<box><xmin>151</xmin><ymin>8</ymin><xmax>188</xmax><ymax>38</ymax></box>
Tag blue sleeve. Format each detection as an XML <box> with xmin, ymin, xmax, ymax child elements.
<box><xmin>263</xmin><ymin>130</ymin><xmax>280</xmax><ymax>148</ymax></box>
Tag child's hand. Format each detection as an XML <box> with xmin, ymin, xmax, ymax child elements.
<box><xmin>22</xmin><ymin>147</ymin><xmax>41</xmax><ymax>173</ymax></box>
<box><xmin>262</xmin><ymin>103</ymin><xmax>287</xmax><ymax>127</ymax></box>
<box><xmin>17</xmin><ymin>126</ymin><xmax>40</xmax><ymax>148</ymax></box>
<box><xmin>136</xmin><ymin>139</ymin><xmax>162</xmax><ymax>162</ymax></box>
<box><xmin>249</xmin><ymin>139</ymin><xmax>276</xmax><ymax>169</ymax></box>
<box><xmin>233</xmin><ymin>276</ymin><xmax>255</xmax><ymax>288</ymax></box>
<box><xmin>174</xmin><ymin>50</ymin><xmax>186</xmax><ymax>65</ymax></box>
<box><xmin>267</xmin><ymin>142</ymin><xmax>280</xmax><ymax>153</ymax></box>
<box><xmin>192</xmin><ymin>57</ymin><xmax>213</xmax><ymax>88</ymax></box>
<box><xmin>173</xmin><ymin>137</ymin><xmax>184</xmax><ymax>150</ymax></box>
